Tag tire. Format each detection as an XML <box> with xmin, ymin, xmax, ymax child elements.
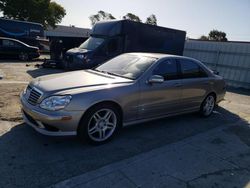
<box><xmin>200</xmin><ymin>94</ymin><xmax>215</xmax><ymax>117</ymax></box>
<box><xmin>19</xmin><ymin>52</ymin><xmax>29</xmax><ymax>61</ymax></box>
<box><xmin>77</xmin><ymin>103</ymin><xmax>122</xmax><ymax>145</ymax></box>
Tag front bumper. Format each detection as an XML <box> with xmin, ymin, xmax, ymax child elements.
<box><xmin>22</xmin><ymin>110</ymin><xmax>76</xmax><ymax>136</ymax></box>
<box><xmin>20</xmin><ymin>93</ymin><xmax>83</xmax><ymax>136</ymax></box>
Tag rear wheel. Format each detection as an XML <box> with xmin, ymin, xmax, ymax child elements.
<box><xmin>19</xmin><ymin>52</ymin><xmax>29</xmax><ymax>61</ymax></box>
<box><xmin>77</xmin><ymin>104</ymin><xmax>121</xmax><ymax>144</ymax></box>
<box><xmin>200</xmin><ymin>94</ymin><xmax>215</xmax><ymax>117</ymax></box>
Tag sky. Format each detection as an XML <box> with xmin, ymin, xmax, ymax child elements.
<box><xmin>1</xmin><ymin>0</ymin><xmax>249</xmax><ymax>41</ymax></box>
<box><xmin>52</xmin><ymin>0</ymin><xmax>250</xmax><ymax>41</ymax></box>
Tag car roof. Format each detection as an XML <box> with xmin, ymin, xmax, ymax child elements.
<box><xmin>126</xmin><ymin>52</ymin><xmax>190</xmax><ymax>59</ymax></box>
<box><xmin>0</xmin><ymin>36</ymin><xmax>22</xmax><ymax>42</ymax></box>
<box><xmin>127</xmin><ymin>52</ymin><xmax>205</xmax><ymax>63</ymax></box>
<box><xmin>126</xmin><ymin>52</ymin><xmax>213</xmax><ymax>76</ymax></box>
<box><xmin>0</xmin><ymin>37</ymin><xmax>30</xmax><ymax>47</ymax></box>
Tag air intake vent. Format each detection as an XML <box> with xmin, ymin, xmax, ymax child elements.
<box><xmin>27</xmin><ymin>86</ymin><xmax>43</xmax><ymax>105</ymax></box>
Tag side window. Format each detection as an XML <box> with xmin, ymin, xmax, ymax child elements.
<box><xmin>2</xmin><ymin>40</ymin><xmax>9</xmax><ymax>46</ymax></box>
<box><xmin>107</xmin><ymin>38</ymin><xmax>121</xmax><ymax>55</ymax></box>
<box><xmin>2</xmin><ymin>40</ymin><xmax>15</xmax><ymax>47</ymax></box>
<box><xmin>179</xmin><ymin>59</ymin><xmax>207</xmax><ymax>79</ymax></box>
<box><xmin>153</xmin><ymin>59</ymin><xmax>179</xmax><ymax>80</ymax></box>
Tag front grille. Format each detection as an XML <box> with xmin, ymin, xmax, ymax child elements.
<box><xmin>27</xmin><ymin>86</ymin><xmax>43</xmax><ymax>105</ymax></box>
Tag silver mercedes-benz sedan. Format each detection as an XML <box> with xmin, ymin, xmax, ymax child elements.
<box><xmin>20</xmin><ymin>53</ymin><xmax>226</xmax><ymax>144</ymax></box>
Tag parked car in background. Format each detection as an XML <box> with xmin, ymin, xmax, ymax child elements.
<box><xmin>0</xmin><ymin>37</ymin><xmax>40</xmax><ymax>60</ymax></box>
<box><xmin>20</xmin><ymin>53</ymin><xmax>226</xmax><ymax>144</ymax></box>
<box><xmin>63</xmin><ymin>20</ymin><xmax>186</xmax><ymax>70</ymax></box>
<box><xmin>0</xmin><ymin>18</ymin><xmax>46</xmax><ymax>50</ymax></box>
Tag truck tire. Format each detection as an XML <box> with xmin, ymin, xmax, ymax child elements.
<box><xmin>19</xmin><ymin>52</ymin><xmax>29</xmax><ymax>61</ymax></box>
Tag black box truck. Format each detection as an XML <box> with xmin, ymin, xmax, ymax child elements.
<box><xmin>63</xmin><ymin>20</ymin><xmax>186</xmax><ymax>69</ymax></box>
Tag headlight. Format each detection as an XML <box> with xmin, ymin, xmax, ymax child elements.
<box><xmin>76</xmin><ymin>54</ymin><xmax>85</xmax><ymax>59</ymax></box>
<box><xmin>40</xmin><ymin>95</ymin><xmax>72</xmax><ymax>111</ymax></box>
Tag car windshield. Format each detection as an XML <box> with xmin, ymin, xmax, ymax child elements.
<box><xmin>79</xmin><ymin>37</ymin><xmax>105</xmax><ymax>50</ymax></box>
<box><xmin>95</xmin><ymin>54</ymin><xmax>157</xmax><ymax>80</ymax></box>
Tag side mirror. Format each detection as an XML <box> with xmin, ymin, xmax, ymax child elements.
<box><xmin>147</xmin><ymin>75</ymin><xmax>164</xmax><ymax>84</ymax></box>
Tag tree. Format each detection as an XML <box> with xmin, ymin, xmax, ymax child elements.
<box><xmin>208</xmin><ymin>30</ymin><xmax>228</xmax><ymax>41</ymax></box>
<box><xmin>89</xmin><ymin>10</ymin><xmax>115</xmax><ymax>26</ymax></box>
<box><xmin>45</xmin><ymin>2</ymin><xmax>66</xmax><ymax>28</ymax></box>
<box><xmin>0</xmin><ymin>0</ymin><xmax>66</xmax><ymax>28</ymax></box>
<box><xmin>199</xmin><ymin>35</ymin><xmax>209</xmax><ymax>41</ymax></box>
<box><xmin>122</xmin><ymin>13</ymin><xmax>141</xmax><ymax>22</ymax></box>
<box><xmin>145</xmin><ymin>14</ymin><xmax>157</xmax><ymax>25</ymax></box>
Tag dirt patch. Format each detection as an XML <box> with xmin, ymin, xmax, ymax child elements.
<box><xmin>0</xmin><ymin>61</ymin><xmax>63</xmax><ymax>122</ymax></box>
<box><xmin>0</xmin><ymin>83</ymin><xmax>26</xmax><ymax>121</ymax></box>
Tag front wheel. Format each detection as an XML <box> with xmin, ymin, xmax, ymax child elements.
<box><xmin>200</xmin><ymin>94</ymin><xmax>215</xmax><ymax>117</ymax></box>
<box><xmin>19</xmin><ymin>52</ymin><xmax>29</xmax><ymax>61</ymax></box>
<box><xmin>77</xmin><ymin>104</ymin><xmax>121</xmax><ymax>144</ymax></box>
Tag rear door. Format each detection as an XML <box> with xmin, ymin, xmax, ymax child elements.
<box><xmin>1</xmin><ymin>39</ymin><xmax>13</xmax><ymax>56</ymax></box>
<box><xmin>139</xmin><ymin>58</ymin><xmax>182</xmax><ymax>119</ymax></box>
<box><xmin>177</xmin><ymin>58</ymin><xmax>210</xmax><ymax>111</ymax></box>
<box><xmin>1</xmin><ymin>39</ymin><xmax>20</xmax><ymax>57</ymax></box>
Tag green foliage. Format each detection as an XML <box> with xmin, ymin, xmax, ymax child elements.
<box><xmin>89</xmin><ymin>10</ymin><xmax>116</xmax><ymax>26</ymax></box>
<box><xmin>89</xmin><ymin>11</ymin><xmax>158</xmax><ymax>26</ymax></box>
<box><xmin>0</xmin><ymin>0</ymin><xmax>66</xmax><ymax>28</ymax></box>
<box><xmin>145</xmin><ymin>14</ymin><xmax>157</xmax><ymax>25</ymax></box>
<box><xmin>208</xmin><ymin>30</ymin><xmax>228</xmax><ymax>41</ymax></box>
<box><xmin>122</xmin><ymin>13</ymin><xmax>141</xmax><ymax>22</ymax></box>
<box><xmin>199</xmin><ymin>35</ymin><xmax>209</xmax><ymax>41</ymax></box>
<box><xmin>199</xmin><ymin>30</ymin><xmax>228</xmax><ymax>42</ymax></box>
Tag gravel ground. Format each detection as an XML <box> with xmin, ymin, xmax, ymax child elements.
<box><xmin>0</xmin><ymin>59</ymin><xmax>63</xmax><ymax>121</ymax></box>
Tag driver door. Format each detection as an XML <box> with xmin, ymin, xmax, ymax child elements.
<box><xmin>138</xmin><ymin>58</ymin><xmax>182</xmax><ymax>119</ymax></box>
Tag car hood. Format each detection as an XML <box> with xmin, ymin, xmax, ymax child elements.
<box><xmin>30</xmin><ymin>70</ymin><xmax>133</xmax><ymax>94</ymax></box>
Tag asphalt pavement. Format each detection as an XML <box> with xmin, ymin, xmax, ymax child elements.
<box><xmin>0</xmin><ymin>90</ymin><xmax>249</xmax><ymax>188</ymax></box>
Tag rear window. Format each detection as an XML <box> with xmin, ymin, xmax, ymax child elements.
<box><xmin>179</xmin><ymin>59</ymin><xmax>208</xmax><ymax>78</ymax></box>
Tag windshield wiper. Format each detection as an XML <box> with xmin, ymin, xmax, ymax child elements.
<box><xmin>94</xmin><ymin>69</ymin><xmax>109</xmax><ymax>74</ymax></box>
<box><xmin>94</xmin><ymin>69</ymin><xmax>133</xmax><ymax>80</ymax></box>
<box><xmin>104</xmin><ymin>72</ymin><xmax>134</xmax><ymax>80</ymax></box>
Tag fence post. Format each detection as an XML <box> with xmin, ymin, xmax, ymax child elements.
<box><xmin>214</xmin><ymin>50</ymin><xmax>220</xmax><ymax>70</ymax></box>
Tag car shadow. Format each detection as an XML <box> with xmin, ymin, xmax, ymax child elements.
<box><xmin>0</xmin><ymin>105</ymin><xmax>249</xmax><ymax>187</ymax></box>
<box><xmin>227</xmin><ymin>86</ymin><xmax>250</xmax><ymax>96</ymax></box>
<box><xmin>26</xmin><ymin>67</ymin><xmax>64</xmax><ymax>78</ymax></box>
<box><xmin>0</xmin><ymin>57</ymin><xmax>47</xmax><ymax>63</ymax></box>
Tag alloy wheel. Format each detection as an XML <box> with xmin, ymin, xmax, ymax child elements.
<box><xmin>19</xmin><ymin>52</ymin><xmax>29</xmax><ymax>61</ymax></box>
<box><xmin>87</xmin><ymin>109</ymin><xmax>117</xmax><ymax>142</ymax></box>
<box><xmin>203</xmin><ymin>95</ymin><xmax>215</xmax><ymax>116</ymax></box>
